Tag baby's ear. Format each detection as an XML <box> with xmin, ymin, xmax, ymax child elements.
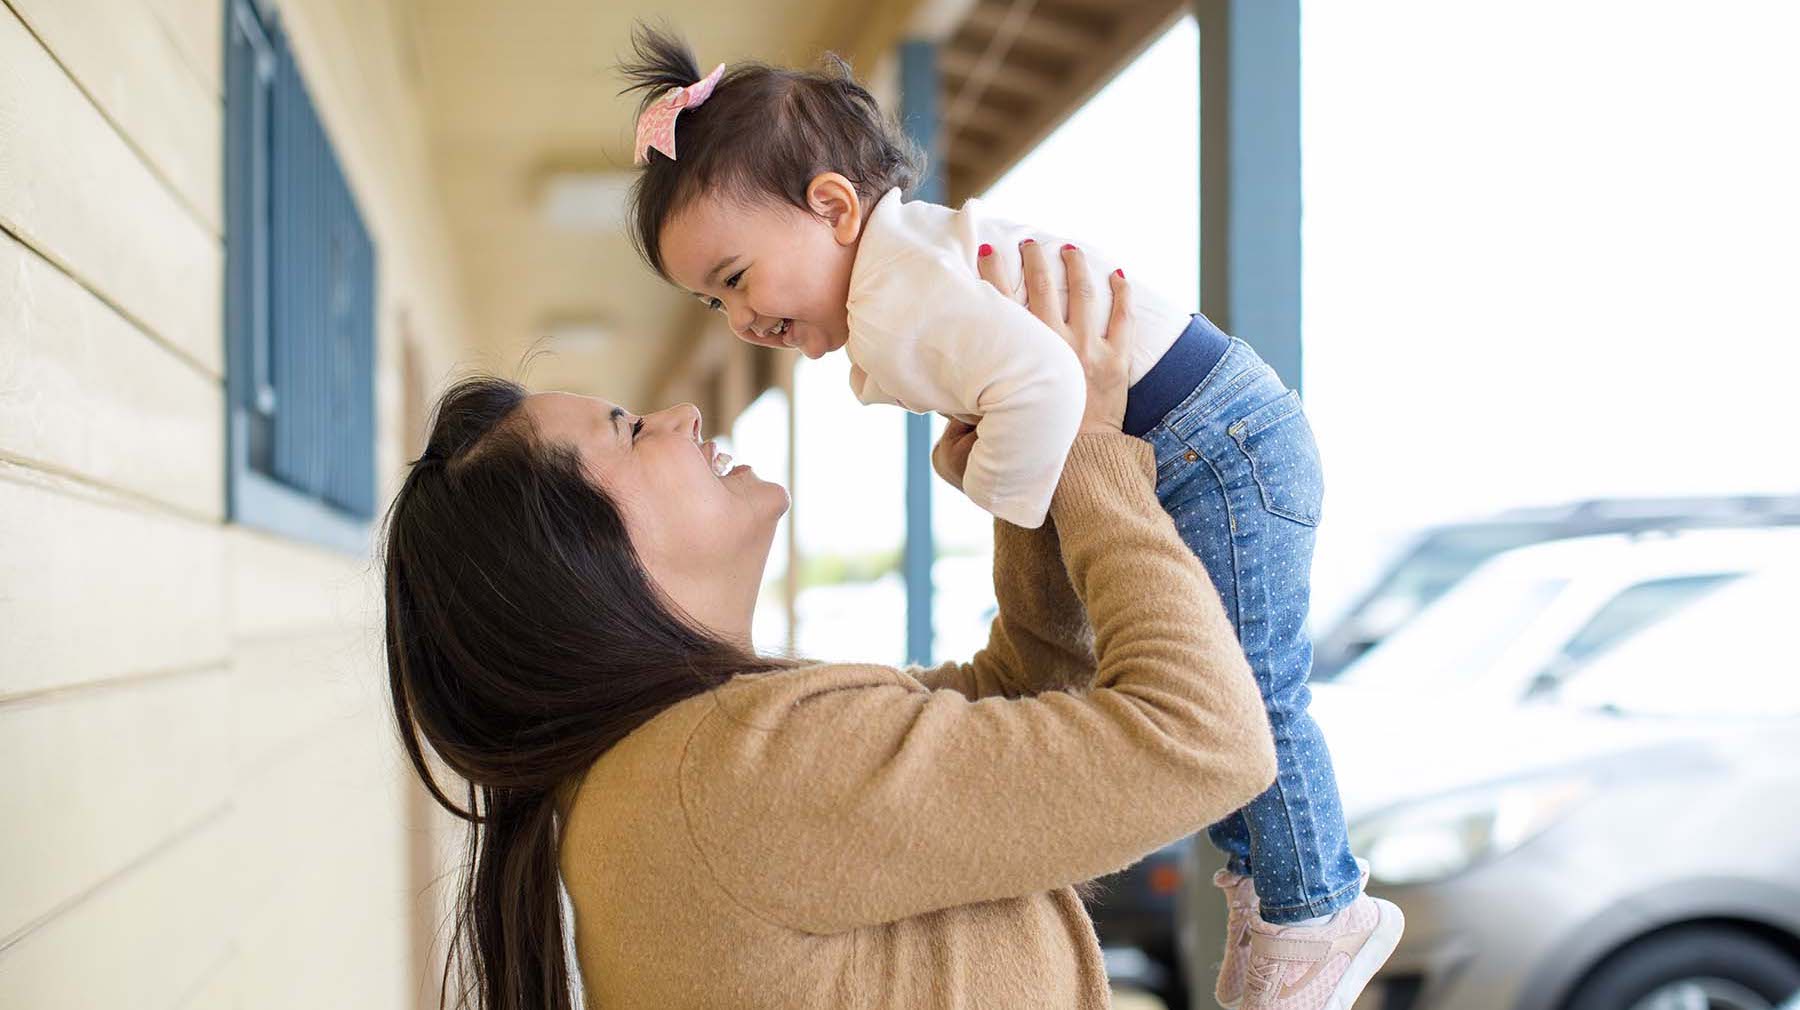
<box><xmin>805</xmin><ymin>172</ymin><xmax>864</xmax><ymax>246</ymax></box>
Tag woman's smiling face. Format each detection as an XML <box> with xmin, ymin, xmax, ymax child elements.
<box><xmin>520</xmin><ymin>392</ymin><xmax>789</xmax><ymax>602</ymax></box>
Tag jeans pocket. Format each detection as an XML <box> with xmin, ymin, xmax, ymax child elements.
<box><xmin>1227</xmin><ymin>389</ymin><xmax>1323</xmax><ymax>527</ymax></box>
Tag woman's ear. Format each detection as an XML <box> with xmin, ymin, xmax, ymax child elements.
<box><xmin>805</xmin><ymin>172</ymin><xmax>864</xmax><ymax>246</ymax></box>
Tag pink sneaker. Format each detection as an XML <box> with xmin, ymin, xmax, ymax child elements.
<box><xmin>1239</xmin><ymin>894</ymin><xmax>1405</xmax><ymax>1010</ymax></box>
<box><xmin>1213</xmin><ymin>868</ymin><xmax>1261</xmax><ymax>1008</ymax></box>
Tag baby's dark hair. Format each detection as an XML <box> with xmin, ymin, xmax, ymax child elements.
<box><xmin>617</xmin><ymin>22</ymin><xmax>925</xmax><ymax>280</ymax></box>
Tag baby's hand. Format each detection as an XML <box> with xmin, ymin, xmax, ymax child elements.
<box><xmin>977</xmin><ymin>240</ymin><xmax>1134</xmax><ymax>435</ymax></box>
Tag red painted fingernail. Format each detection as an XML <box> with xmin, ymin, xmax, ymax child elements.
<box><xmin>1114</xmin><ymin>268</ymin><xmax>1125</xmax><ymax>278</ymax></box>
<box><xmin>1061</xmin><ymin>243</ymin><xmax>1077</xmax><ymax>252</ymax></box>
<box><xmin>1020</xmin><ymin>238</ymin><xmax>1035</xmax><ymax>246</ymax></box>
<box><xmin>978</xmin><ymin>243</ymin><xmax>993</xmax><ymax>257</ymax></box>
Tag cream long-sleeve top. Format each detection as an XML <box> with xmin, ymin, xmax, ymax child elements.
<box><xmin>556</xmin><ymin>433</ymin><xmax>1279</xmax><ymax>1009</ymax></box>
<box><xmin>844</xmin><ymin>188</ymin><xmax>1194</xmax><ymax>528</ymax></box>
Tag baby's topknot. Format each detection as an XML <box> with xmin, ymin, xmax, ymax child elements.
<box><xmin>617</xmin><ymin>21</ymin><xmax>925</xmax><ymax>280</ymax></box>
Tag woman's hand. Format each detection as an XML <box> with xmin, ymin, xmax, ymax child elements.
<box><xmin>931</xmin><ymin>418</ymin><xmax>979</xmax><ymax>494</ymax></box>
<box><xmin>933</xmin><ymin>240</ymin><xmax>1137</xmax><ymax>492</ymax></box>
<box><xmin>978</xmin><ymin>241</ymin><xmax>1134</xmax><ymax>435</ymax></box>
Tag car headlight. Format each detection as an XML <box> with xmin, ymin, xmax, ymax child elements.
<box><xmin>1348</xmin><ymin>777</ymin><xmax>1592</xmax><ymax>886</ymax></box>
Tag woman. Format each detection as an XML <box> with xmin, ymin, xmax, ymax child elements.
<box><xmin>384</xmin><ymin>245</ymin><xmax>1278</xmax><ymax>1009</ymax></box>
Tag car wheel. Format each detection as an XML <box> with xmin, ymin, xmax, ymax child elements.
<box><xmin>1565</xmin><ymin>927</ymin><xmax>1800</xmax><ymax>1010</ymax></box>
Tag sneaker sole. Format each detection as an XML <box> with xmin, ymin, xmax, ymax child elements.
<box><xmin>1323</xmin><ymin>898</ymin><xmax>1405</xmax><ymax>1010</ymax></box>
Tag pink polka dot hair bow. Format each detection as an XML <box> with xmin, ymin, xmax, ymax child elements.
<box><xmin>633</xmin><ymin>63</ymin><xmax>726</xmax><ymax>166</ymax></box>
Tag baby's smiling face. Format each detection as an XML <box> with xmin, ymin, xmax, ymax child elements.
<box><xmin>657</xmin><ymin>173</ymin><xmax>866</xmax><ymax>360</ymax></box>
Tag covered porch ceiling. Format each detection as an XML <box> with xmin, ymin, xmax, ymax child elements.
<box><xmin>406</xmin><ymin>0</ymin><xmax>1184</xmax><ymax>413</ymax></box>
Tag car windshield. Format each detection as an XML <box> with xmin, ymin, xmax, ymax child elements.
<box><xmin>1524</xmin><ymin>574</ymin><xmax>1743</xmax><ymax>698</ymax></box>
<box><xmin>1325</xmin><ymin>524</ymin><xmax>1555</xmax><ymax>653</ymax></box>
<box><xmin>1336</xmin><ymin>564</ymin><xmax>1570</xmax><ymax>692</ymax></box>
<box><xmin>1553</xmin><ymin>571</ymin><xmax>1800</xmax><ymax>718</ymax></box>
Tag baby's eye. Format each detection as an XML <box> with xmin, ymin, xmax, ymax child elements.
<box><xmin>725</xmin><ymin>270</ymin><xmax>744</xmax><ymax>289</ymax></box>
<box><xmin>706</xmin><ymin>297</ymin><xmax>724</xmax><ymax>313</ymax></box>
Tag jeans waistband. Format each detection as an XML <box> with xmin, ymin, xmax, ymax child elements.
<box><xmin>1122</xmin><ymin>313</ymin><xmax>1232</xmax><ymax>437</ymax></box>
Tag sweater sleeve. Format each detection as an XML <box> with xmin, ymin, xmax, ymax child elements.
<box><xmin>676</xmin><ymin>433</ymin><xmax>1278</xmax><ymax>935</ymax></box>
<box><xmin>849</xmin><ymin>250</ymin><xmax>1087</xmax><ymax>529</ymax></box>
<box><xmin>908</xmin><ymin>516</ymin><xmax>1097</xmax><ymax>699</ymax></box>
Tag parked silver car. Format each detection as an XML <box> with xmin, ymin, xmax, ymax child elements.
<box><xmin>1181</xmin><ymin>551</ymin><xmax>1800</xmax><ymax>1010</ymax></box>
<box><xmin>1310</xmin><ymin>495</ymin><xmax>1800</xmax><ymax>681</ymax></box>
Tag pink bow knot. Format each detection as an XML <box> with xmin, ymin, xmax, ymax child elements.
<box><xmin>633</xmin><ymin>62</ymin><xmax>726</xmax><ymax>166</ymax></box>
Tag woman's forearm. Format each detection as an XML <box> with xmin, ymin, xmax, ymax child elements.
<box><xmin>1049</xmin><ymin>432</ymin><xmax>1277</xmax><ymax>809</ymax></box>
<box><xmin>909</xmin><ymin>517</ymin><xmax>1096</xmax><ymax>699</ymax></box>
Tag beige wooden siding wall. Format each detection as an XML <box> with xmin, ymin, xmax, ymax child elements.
<box><xmin>1</xmin><ymin>0</ymin><xmax>469</xmax><ymax>1005</ymax></box>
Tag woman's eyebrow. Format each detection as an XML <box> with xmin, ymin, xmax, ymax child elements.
<box><xmin>609</xmin><ymin>406</ymin><xmax>627</xmax><ymax>438</ymax></box>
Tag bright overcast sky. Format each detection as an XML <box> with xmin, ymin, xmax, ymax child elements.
<box><xmin>734</xmin><ymin>1</ymin><xmax>1798</xmax><ymax>643</ymax></box>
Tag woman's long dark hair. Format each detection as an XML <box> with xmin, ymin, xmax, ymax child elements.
<box><xmin>383</xmin><ymin>375</ymin><xmax>791</xmax><ymax>1009</ymax></box>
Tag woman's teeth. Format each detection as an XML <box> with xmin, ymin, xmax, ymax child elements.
<box><xmin>769</xmin><ymin>319</ymin><xmax>789</xmax><ymax>339</ymax></box>
<box><xmin>710</xmin><ymin>451</ymin><xmax>734</xmax><ymax>477</ymax></box>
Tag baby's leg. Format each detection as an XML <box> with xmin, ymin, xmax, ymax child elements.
<box><xmin>1145</xmin><ymin>339</ymin><xmax>1361</xmax><ymax>926</ymax></box>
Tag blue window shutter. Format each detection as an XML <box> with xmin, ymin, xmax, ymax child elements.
<box><xmin>267</xmin><ymin>27</ymin><xmax>376</xmax><ymax>518</ymax></box>
<box><xmin>224</xmin><ymin>0</ymin><xmax>375</xmax><ymax>550</ymax></box>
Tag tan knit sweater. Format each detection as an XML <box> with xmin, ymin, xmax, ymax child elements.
<box><xmin>556</xmin><ymin>433</ymin><xmax>1278</xmax><ymax>1008</ymax></box>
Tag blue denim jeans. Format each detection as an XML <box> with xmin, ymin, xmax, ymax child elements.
<box><xmin>1140</xmin><ymin>330</ymin><xmax>1361</xmax><ymax>924</ymax></box>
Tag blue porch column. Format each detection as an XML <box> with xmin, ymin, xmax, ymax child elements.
<box><xmin>898</xmin><ymin>39</ymin><xmax>940</xmax><ymax>665</ymax></box>
<box><xmin>1195</xmin><ymin>0</ymin><xmax>1304</xmax><ymax>391</ymax></box>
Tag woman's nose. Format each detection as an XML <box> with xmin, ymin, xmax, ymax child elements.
<box><xmin>661</xmin><ymin>402</ymin><xmax>702</xmax><ymax>439</ymax></box>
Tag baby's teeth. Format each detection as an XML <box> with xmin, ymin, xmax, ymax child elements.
<box><xmin>711</xmin><ymin>452</ymin><xmax>733</xmax><ymax>477</ymax></box>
